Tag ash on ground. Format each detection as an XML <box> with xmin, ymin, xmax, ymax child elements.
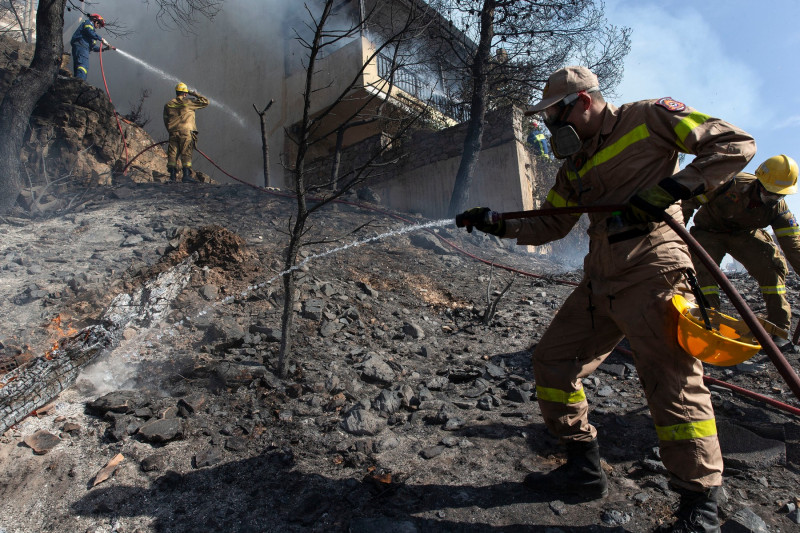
<box><xmin>1</xmin><ymin>182</ymin><xmax>799</xmax><ymax>533</ymax></box>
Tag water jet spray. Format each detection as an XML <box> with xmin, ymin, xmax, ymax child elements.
<box><xmin>114</xmin><ymin>49</ymin><xmax>248</xmax><ymax>128</ymax></box>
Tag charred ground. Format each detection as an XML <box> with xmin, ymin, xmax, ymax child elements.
<box><xmin>1</xmin><ymin>181</ymin><xmax>799</xmax><ymax>533</ymax></box>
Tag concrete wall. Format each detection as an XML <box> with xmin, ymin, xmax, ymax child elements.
<box><xmin>325</xmin><ymin>106</ymin><xmax>548</xmax><ymax>220</ymax></box>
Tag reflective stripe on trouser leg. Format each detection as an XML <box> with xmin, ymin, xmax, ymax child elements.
<box><xmin>730</xmin><ymin>229</ymin><xmax>790</xmax><ymax>330</ymax></box>
<box><xmin>532</xmin><ymin>279</ymin><xmax>624</xmax><ymax>443</ymax></box>
<box><xmin>177</xmin><ymin>131</ymin><xmax>195</xmax><ymax>167</ymax></box>
<box><xmin>72</xmin><ymin>44</ymin><xmax>90</xmax><ymax>80</ymax></box>
<box><xmin>621</xmin><ymin>271</ymin><xmax>722</xmax><ymax>491</ymax></box>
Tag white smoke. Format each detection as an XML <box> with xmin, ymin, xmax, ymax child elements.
<box><xmin>65</xmin><ymin>0</ymin><xmax>315</xmax><ymax>185</ymax></box>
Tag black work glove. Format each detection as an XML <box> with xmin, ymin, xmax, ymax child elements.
<box><xmin>625</xmin><ymin>177</ymin><xmax>697</xmax><ymax>224</ymax></box>
<box><xmin>455</xmin><ymin>207</ymin><xmax>506</xmax><ymax>236</ymax></box>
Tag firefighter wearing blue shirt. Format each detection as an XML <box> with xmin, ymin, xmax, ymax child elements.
<box><xmin>70</xmin><ymin>14</ymin><xmax>114</xmax><ymax>80</ymax></box>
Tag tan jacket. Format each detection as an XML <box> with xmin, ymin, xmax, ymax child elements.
<box><xmin>505</xmin><ymin>98</ymin><xmax>756</xmax><ymax>294</ymax></box>
<box><xmin>163</xmin><ymin>93</ymin><xmax>209</xmax><ymax>135</ymax></box>
<box><xmin>691</xmin><ymin>173</ymin><xmax>800</xmax><ymax>272</ymax></box>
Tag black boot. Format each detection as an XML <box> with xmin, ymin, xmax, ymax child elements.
<box><xmin>523</xmin><ymin>439</ymin><xmax>608</xmax><ymax>501</ymax></box>
<box><xmin>660</xmin><ymin>486</ymin><xmax>721</xmax><ymax>533</ymax></box>
<box><xmin>168</xmin><ymin>167</ymin><xmax>177</xmax><ymax>182</ymax></box>
<box><xmin>182</xmin><ymin>167</ymin><xmax>198</xmax><ymax>183</ymax></box>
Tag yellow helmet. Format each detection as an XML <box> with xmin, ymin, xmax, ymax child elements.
<box><xmin>755</xmin><ymin>155</ymin><xmax>798</xmax><ymax>195</ymax></box>
<box><xmin>672</xmin><ymin>294</ymin><xmax>761</xmax><ymax>366</ymax></box>
<box><xmin>175</xmin><ymin>82</ymin><xmax>189</xmax><ymax>94</ymax></box>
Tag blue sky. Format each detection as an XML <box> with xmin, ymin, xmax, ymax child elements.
<box><xmin>604</xmin><ymin>0</ymin><xmax>800</xmax><ymax>214</ymax></box>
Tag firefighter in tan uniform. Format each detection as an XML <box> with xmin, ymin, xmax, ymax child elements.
<box><xmin>163</xmin><ymin>82</ymin><xmax>209</xmax><ymax>183</ymax></box>
<box><xmin>685</xmin><ymin>155</ymin><xmax>800</xmax><ymax>350</ymax></box>
<box><xmin>458</xmin><ymin>66</ymin><xmax>755</xmax><ymax>533</ymax></box>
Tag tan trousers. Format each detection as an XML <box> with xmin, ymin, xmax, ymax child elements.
<box><xmin>691</xmin><ymin>227</ymin><xmax>790</xmax><ymax>330</ymax></box>
<box><xmin>167</xmin><ymin>131</ymin><xmax>196</xmax><ymax>169</ymax></box>
<box><xmin>532</xmin><ymin>271</ymin><xmax>723</xmax><ymax>491</ymax></box>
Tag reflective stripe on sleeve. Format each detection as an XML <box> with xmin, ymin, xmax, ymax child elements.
<box><xmin>545</xmin><ymin>190</ymin><xmax>582</xmax><ymax>216</ymax></box>
<box><xmin>775</xmin><ymin>226</ymin><xmax>800</xmax><ymax>237</ymax></box>
<box><xmin>536</xmin><ymin>385</ymin><xmax>586</xmax><ymax>404</ymax></box>
<box><xmin>579</xmin><ymin>124</ymin><xmax>650</xmax><ymax>176</ymax></box>
<box><xmin>655</xmin><ymin>419</ymin><xmax>717</xmax><ymax>441</ymax></box>
<box><xmin>673</xmin><ymin>111</ymin><xmax>711</xmax><ymax>151</ymax></box>
<box><xmin>760</xmin><ymin>284</ymin><xmax>786</xmax><ymax>295</ymax></box>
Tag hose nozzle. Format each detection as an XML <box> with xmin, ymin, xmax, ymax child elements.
<box><xmin>455</xmin><ymin>208</ymin><xmax>500</xmax><ymax>233</ymax></box>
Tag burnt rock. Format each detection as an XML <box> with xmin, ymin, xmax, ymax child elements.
<box><xmin>360</xmin><ymin>354</ymin><xmax>396</xmax><ymax>384</ymax></box>
<box><xmin>341</xmin><ymin>408</ymin><xmax>382</xmax><ymax>436</ymax></box>
<box><xmin>86</xmin><ymin>391</ymin><xmax>145</xmax><ymax>416</ymax></box>
<box><xmin>214</xmin><ymin>361</ymin><xmax>267</xmax><ymax>388</ymax></box>
<box><xmin>22</xmin><ymin>430</ymin><xmax>60</xmax><ymax>455</ymax></box>
<box><xmin>137</xmin><ymin>418</ymin><xmax>184</xmax><ymax>443</ymax></box>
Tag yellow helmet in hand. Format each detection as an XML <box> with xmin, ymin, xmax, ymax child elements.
<box><xmin>672</xmin><ymin>294</ymin><xmax>761</xmax><ymax>366</ymax></box>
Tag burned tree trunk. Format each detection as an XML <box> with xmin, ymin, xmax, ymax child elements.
<box><xmin>0</xmin><ymin>324</ymin><xmax>114</xmax><ymax>435</ymax></box>
<box><xmin>0</xmin><ymin>0</ymin><xmax>67</xmax><ymax>213</ymax></box>
<box><xmin>447</xmin><ymin>0</ymin><xmax>495</xmax><ymax>217</ymax></box>
<box><xmin>253</xmin><ymin>99</ymin><xmax>274</xmax><ymax>188</ymax></box>
<box><xmin>0</xmin><ymin>260</ymin><xmax>192</xmax><ymax>435</ymax></box>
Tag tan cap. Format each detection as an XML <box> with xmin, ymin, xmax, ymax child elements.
<box><xmin>524</xmin><ymin>66</ymin><xmax>599</xmax><ymax>116</ymax></box>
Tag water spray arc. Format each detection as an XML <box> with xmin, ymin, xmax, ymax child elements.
<box><xmin>175</xmin><ymin>218</ymin><xmax>453</xmax><ymax>331</ymax></box>
<box><xmin>84</xmin><ymin>217</ymin><xmax>453</xmax><ymax>392</ymax></box>
<box><xmin>114</xmin><ymin>49</ymin><xmax>248</xmax><ymax>128</ymax></box>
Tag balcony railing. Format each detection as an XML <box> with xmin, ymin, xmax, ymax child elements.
<box><xmin>377</xmin><ymin>54</ymin><xmax>469</xmax><ymax>123</ymax></box>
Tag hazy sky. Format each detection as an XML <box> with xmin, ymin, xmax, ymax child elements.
<box><xmin>604</xmin><ymin>0</ymin><xmax>800</xmax><ymax>214</ymax></box>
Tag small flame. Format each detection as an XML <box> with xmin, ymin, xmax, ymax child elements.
<box><xmin>44</xmin><ymin>315</ymin><xmax>78</xmax><ymax>360</ymax></box>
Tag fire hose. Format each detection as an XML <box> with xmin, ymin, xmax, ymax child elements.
<box><xmin>97</xmin><ymin>45</ymin><xmax>129</xmax><ymax>171</ymax></box>
<box><xmin>113</xmin><ymin>141</ymin><xmax>800</xmax><ymax>411</ymax></box>
<box><xmin>456</xmin><ymin>206</ymin><xmax>800</xmax><ymax>401</ymax></box>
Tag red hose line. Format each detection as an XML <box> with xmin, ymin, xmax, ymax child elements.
<box><xmin>98</xmin><ymin>46</ymin><xmax>129</xmax><ymax>171</ymax></box>
<box><xmin>614</xmin><ymin>346</ymin><xmax>800</xmax><ymax>417</ymax></box>
<box><xmin>121</xmin><ymin>140</ymin><xmax>167</xmax><ymax>175</ymax></box>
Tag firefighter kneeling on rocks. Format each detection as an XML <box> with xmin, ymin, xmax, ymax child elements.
<box><xmin>457</xmin><ymin>66</ymin><xmax>756</xmax><ymax>532</ymax></box>
<box><xmin>163</xmin><ymin>82</ymin><xmax>209</xmax><ymax>183</ymax></box>
<box><xmin>684</xmin><ymin>155</ymin><xmax>800</xmax><ymax>353</ymax></box>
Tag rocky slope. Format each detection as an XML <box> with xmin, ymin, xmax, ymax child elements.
<box><xmin>1</xmin><ymin>181</ymin><xmax>799</xmax><ymax>533</ymax></box>
<box><xmin>0</xmin><ymin>34</ymin><xmax>170</xmax><ymax>216</ymax></box>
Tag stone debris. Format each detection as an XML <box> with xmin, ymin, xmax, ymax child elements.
<box><xmin>0</xmin><ymin>183</ymin><xmax>799</xmax><ymax>532</ymax></box>
<box><xmin>90</xmin><ymin>453</ymin><xmax>125</xmax><ymax>487</ymax></box>
<box><xmin>22</xmin><ymin>429</ymin><xmax>60</xmax><ymax>455</ymax></box>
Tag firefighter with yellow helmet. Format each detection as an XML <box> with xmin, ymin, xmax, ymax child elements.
<box><xmin>685</xmin><ymin>155</ymin><xmax>800</xmax><ymax>351</ymax></box>
<box><xmin>163</xmin><ymin>82</ymin><xmax>209</xmax><ymax>182</ymax></box>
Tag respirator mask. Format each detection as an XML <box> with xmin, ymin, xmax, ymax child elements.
<box><xmin>541</xmin><ymin>94</ymin><xmax>582</xmax><ymax>159</ymax></box>
<box><xmin>758</xmin><ymin>186</ymin><xmax>783</xmax><ymax>206</ymax></box>
<box><xmin>541</xmin><ymin>90</ymin><xmax>597</xmax><ymax>159</ymax></box>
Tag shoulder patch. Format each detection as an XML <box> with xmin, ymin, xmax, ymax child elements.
<box><xmin>656</xmin><ymin>97</ymin><xmax>686</xmax><ymax>112</ymax></box>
